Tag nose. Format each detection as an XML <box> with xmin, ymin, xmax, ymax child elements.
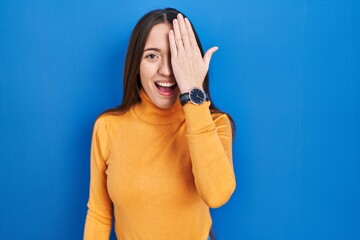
<box><xmin>158</xmin><ymin>57</ymin><xmax>173</xmax><ymax>77</ymax></box>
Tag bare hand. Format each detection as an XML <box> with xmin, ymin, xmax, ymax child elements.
<box><xmin>169</xmin><ymin>13</ymin><xmax>218</xmax><ymax>93</ymax></box>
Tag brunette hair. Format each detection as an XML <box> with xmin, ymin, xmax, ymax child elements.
<box><xmin>103</xmin><ymin>8</ymin><xmax>235</xmax><ymax>135</ymax></box>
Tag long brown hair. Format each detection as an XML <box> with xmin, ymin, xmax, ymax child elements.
<box><xmin>103</xmin><ymin>8</ymin><xmax>235</xmax><ymax>134</ymax></box>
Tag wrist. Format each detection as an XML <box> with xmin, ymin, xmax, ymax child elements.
<box><xmin>179</xmin><ymin>85</ymin><xmax>204</xmax><ymax>94</ymax></box>
<box><xmin>179</xmin><ymin>88</ymin><xmax>209</xmax><ymax>106</ymax></box>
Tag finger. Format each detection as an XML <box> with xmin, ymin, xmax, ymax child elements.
<box><xmin>172</xmin><ymin>19</ymin><xmax>184</xmax><ymax>51</ymax></box>
<box><xmin>168</xmin><ymin>30</ymin><xmax>178</xmax><ymax>57</ymax></box>
<box><xmin>177</xmin><ymin>14</ymin><xmax>191</xmax><ymax>48</ymax></box>
<box><xmin>184</xmin><ymin>18</ymin><xmax>198</xmax><ymax>49</ymax></box>
<box><xmin>203</xmin><ymin>46</ymin><xmax>219</xmax><ymax>67</ymax></box>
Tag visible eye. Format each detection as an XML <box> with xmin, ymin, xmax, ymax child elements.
<box><xmin>145</xmin><ymin>53</ymin><xmax>159</xmax><ymax>60</ymax></box>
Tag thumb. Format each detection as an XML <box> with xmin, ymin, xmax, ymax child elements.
<box><xmin>203</xmin><ymin>46</ymin><xmax>219</xmax><ymax>67</ymax></box>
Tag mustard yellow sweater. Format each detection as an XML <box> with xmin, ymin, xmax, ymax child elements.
<box><xmin>84</xmin><ymin>89</ymin><xmax>236</xmax><ymax>240</ymax></box>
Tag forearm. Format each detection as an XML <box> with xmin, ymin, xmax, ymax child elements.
<box><xmin>183</xmin><ymin>102</ymin><xmax>236</xmax><ymax>208</ymax></box>
<box><xmin>84</xmin><ymin>209</ymin><xmax>112</xmax><ymax>240</ymax></box>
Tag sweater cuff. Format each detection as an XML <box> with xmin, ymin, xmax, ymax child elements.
<box><xmin>182</xmin><ymin>101</ymin><xmax>214</xmax><ymax>133</ymax></box>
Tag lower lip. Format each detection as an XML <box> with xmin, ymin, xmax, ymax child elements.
<box><xmin>155</xmin><ymin>83</ymin><xmax>177</xmax><ymax>96</ymax></box>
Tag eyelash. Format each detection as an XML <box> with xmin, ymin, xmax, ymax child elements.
<box><xmin>145</xmin><ymin>53</ymin><xmax>159</xmax><ymax>59</ymax></box>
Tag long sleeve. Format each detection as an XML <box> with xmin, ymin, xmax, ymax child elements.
<box><xmin>183</xmin><ymin>101</ymin><xmax>236</xmax><ymax>208</ymax></box>
<box><xmin>84</xmin><ymin>117</ymin><xmax>113</xmax><ymax>240</ymax></box>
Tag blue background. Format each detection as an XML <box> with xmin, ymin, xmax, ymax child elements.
<box><xmin>1</xmin><ymin>0</ymin><xmax>359</xmax><ymax>239</ymax></box>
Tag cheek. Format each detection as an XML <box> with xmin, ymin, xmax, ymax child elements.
<box><xmin>140</xmin><ymin>61</ymin><xmax>155</xmax><ymax>84</ymax></box>
<box><xmin>139</xmin><ymin>61</ymin><xmax>146</xmax><ymax>80</ymax></box>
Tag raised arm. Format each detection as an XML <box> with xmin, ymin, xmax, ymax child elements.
<box><xmin>169</xmin><ymin>14</ymin><xmax>236</xmax><ymax>208</ymax></box>
<box><xmin>184</xmin><ymin>102</ymin><xmax>236</xmax><ymax>208</ymax></box>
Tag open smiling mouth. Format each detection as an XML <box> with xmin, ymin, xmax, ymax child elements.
<box><xmin>155</xmin><ymin>82</ymin><xmax>178</xmax><ymax>95</ymax></box>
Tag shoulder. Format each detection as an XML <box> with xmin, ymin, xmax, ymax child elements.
<box><xmin>95</xmin><ymin>113</ymin><xmax>114</xmax><ymax>124</ymax></box>
<box><xmin>93</xmin><ymin>111</ymin><xmax>132</xmax><ymax>137</ymax></box>
<box><xmin>93</xmin><ymin>113</ymin><xmax>118</xmax><ymax>133</ymax></box>
<box><xmin>95</xmin><ymin>111</ymin><xmax>129</xmax><ymax>127</ymax></box>
<box><xmin>92</xmin><ymin>115</ymin><xmax>109</xmax><ymax>138</ymax></box>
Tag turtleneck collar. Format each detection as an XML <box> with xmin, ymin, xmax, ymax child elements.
<box><xmin>131</xmin><ymin>88</ymin><xmax>185</xmax><ymax>125</ymax></box>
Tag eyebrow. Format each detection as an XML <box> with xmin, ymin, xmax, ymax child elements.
<box><xmin>143</xmin><ymin>47</ymin><xmax>161</xmax><ymax>52</ymax></box>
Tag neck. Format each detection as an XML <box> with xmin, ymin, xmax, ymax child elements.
<box><xmin>132</xmin><ymin>89</ymin><xmax>184</xmax><ymax>125</ymax></box>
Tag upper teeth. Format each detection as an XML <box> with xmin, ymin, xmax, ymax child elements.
<box><xmin>157</xmin><ymin>82</ymin><xmax>176</xmax><ymax>87</ymax></box>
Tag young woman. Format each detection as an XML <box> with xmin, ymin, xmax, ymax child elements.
<box><xmin>84</xmin><ymin>8</ymin><xmax>236</xmax><ymax>240</ymax></box>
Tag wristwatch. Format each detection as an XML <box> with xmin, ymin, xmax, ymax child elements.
<box><xmin>179</xmin><ymin>88</ymin><xmax>209</xmax><ymax>106</ymax></box>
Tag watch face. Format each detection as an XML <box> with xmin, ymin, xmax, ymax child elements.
<box><xmin>189</xmin><ymin>88</ymin><xmax>206</xmax><ymax>105</ymax></box>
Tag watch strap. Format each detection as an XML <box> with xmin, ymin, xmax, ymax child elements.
<box><xmin>179</xmin><ymin>93</ymin><xmax>190</xmax><ymax>106</ymax></box>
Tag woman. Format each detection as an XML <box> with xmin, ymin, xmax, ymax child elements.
<box><xmin>84</xmin><ymin>8</ymin><xmax>236</xmax><ymax>240</ymax></box>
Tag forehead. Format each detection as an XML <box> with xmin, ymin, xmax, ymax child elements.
<box><xmin>144</xmin><ymin>23</ymin><xmax>172</xmax><ymax>47</ymax></box>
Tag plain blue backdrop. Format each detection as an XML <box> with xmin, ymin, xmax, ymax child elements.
<box><xmin>1</xmin><ymin>0</ymin><xmax>359</xmax><ymax>239</ymax></box>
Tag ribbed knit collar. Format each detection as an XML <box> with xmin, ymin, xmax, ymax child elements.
<box><xmin>131</xmin><ymin>88</ymin><xmax>185</xmax><ymax>125</ymax></box>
